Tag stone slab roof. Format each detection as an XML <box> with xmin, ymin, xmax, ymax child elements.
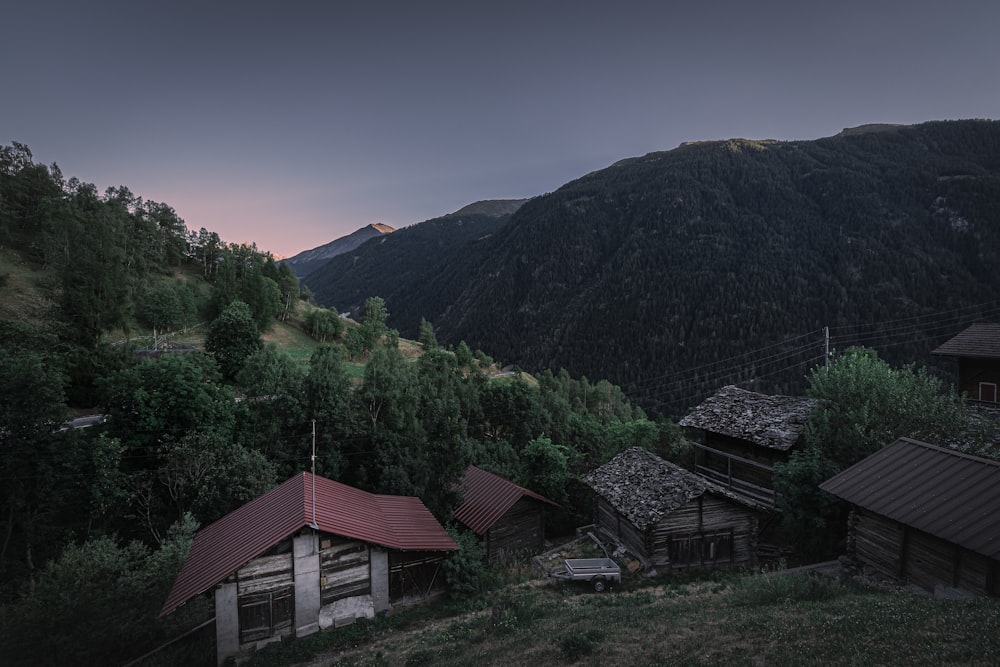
<box><xmin>678</xmin><ymin>385</ymin><xmax>820</xmax><ymax>451</ymax></box>
<box><xmin>583</xmin><ymin>448</ymin><xmax>765</xmax><ymax>530</ymax></box>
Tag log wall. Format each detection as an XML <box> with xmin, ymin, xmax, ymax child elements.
<box><xmin>649</xmin><ymin>495</ymin><xmax>757</xmax><ymax>570</ymax></box>
<box><xmin>853</xmin><ymin>508</ymin><xmax>999</xmax><ymax>597</ymax></box>
<box><xmin>484</xmin><ymin>498</ymin><xmax>544</xmax><ymax>563</ymax></box>
<box><xmin>596</xmin><ymin>497</ymin><xmax>648</xmax><ymax>561</ymax></box>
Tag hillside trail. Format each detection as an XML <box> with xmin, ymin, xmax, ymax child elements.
<box><xmin>290</xmin><ymin>578</ymin><xmax>553</xmax><ymax>667</ymax></box>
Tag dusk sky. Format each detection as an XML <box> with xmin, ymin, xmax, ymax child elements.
<box><xmin>6</xmin><ymin>1</ymin><xmax>999</xmax><ymax>258</ymax></box>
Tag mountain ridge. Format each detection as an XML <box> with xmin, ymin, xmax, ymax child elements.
<box><xmin>283</xmin><ymin>223</ymin><xmax>395</xmax><ymax>278</ymax></box>
<box><xmin>309</xmin><ymin>120</ymin><xmax>1000</xmax><ymax>414</ymax></box>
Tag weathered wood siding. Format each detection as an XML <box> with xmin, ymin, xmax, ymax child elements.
<box><xmin>236</xmin><ymin>552</ymin><xmax>294</xmax><ymax>644</ymax></box>
<box><xmin>319</xmin><ymin>538</ymin><xmax>370</xmax><ymax>605</ymax></box>
<box><xmin>649</xmin><ymin>494</ymin><xmax>757</xmax><ymax>570</ymax></box>
<box><xmin>388</xmin><ymin>551</ymin><xmax>446</xmax><ymax>602</ymax></box>
<box><xmin>852</xmin><ymin>508</ymin><xmax>1000</xmax><ymax>597</ymax></box>
<box><xmin>693</xmin><ymin>434</ymin><xmax>791</xmax><ymax>506</ymax></box>
<box><xmin>484</xmin><ymin>498</ymin><xmax>545</xmax><ymax>563</ymax></box>
<box><xmin>595</xmin><ymin>497</ymin><xmax>648</xmax><ymax>561</ymax></box>
<box><xmin>852</xmin><ymin>508</ymin><xmax>904</xmax><ymax>579</ymax></box>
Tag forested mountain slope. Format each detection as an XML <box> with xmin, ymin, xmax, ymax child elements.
<box><xmin>306</xmin><ymin>201</ymin><xmax>523</xmax><ymax>320</ymax></box>
<box><xmin>315</xmin><ymin>121</ymin><xmax>1000</xmax><ymax>415</ymax></box>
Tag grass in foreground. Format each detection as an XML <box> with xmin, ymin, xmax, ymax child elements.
<box><xmin>239</xmin><ymin>571</ymin><xmax>999</xmax><ymax>667</ymax></box>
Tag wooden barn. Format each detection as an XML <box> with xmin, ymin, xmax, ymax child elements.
<box><xmin>453</xmin><ymin>465</ymin><xmax>559</xmax><ymax>563</ymax></box>
<box><xmin>160</xmin><ymin>472</ymin><xmax>457</xmax><ymax>665</ymax></box>
<box><xmin>932</xmin><ymin>323</ymin><xmax>1000</xmax><ymax>403</ymax></box>
<box><xmin>820</xmin><ymin>437</ymin><xmax>1000</xmax><ymax>597</ymax></box>
<box><xmin>583</xmin><ymin>448</ymin><xmax>764</xmax><ymax>572</ymax></box>
<box><xmin>679</xmin><ymin>385</ymin><xmax>819</xmax><ymax>507</ymax></box>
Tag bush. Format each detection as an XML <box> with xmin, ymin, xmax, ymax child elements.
<box><xmin>559</xmin><ymin>629</ymin><xmax>603</xmax><ymax>661</ymax></box>
<box><xmin>441</xmin><ymin>527</ymin><xmax>488</xmax><ymax>598</ymax></box>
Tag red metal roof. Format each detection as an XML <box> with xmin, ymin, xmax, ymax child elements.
<box><xmin>453</xmin><ymin>466</ymin><xmax>559</xmax><ymax>535</ymax></box>
<box><xmin>932</xmin><ymin>323</ymin><xmax>1000</xmax><ymax>359</ymax></box>
<box><xmin>160</xmin><ymin>472</ymin><xmax>456</xmax><ymax>617</ymax></box>
<box><xmin>820</xmin><ymin>438</ymin><xmax>1000</xmax><ymax>560</ymax></box>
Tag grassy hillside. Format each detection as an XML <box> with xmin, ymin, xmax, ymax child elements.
<box><xmin>238</xmin><ymin>569</ymin><xmax>999</xmax><ymax>667</ymax></box>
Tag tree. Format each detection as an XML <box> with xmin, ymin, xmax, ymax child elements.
<box><xmin>0</xmin><ymin>515</ymin><xmax>203</xmax><ymax>667</ymax></box>
<box><xmin>520</xmin><ymin>435</ymin><xmax>570</xmax><ymax>505</ymax></box>
<box><xmin>775</xmin><ymin>347</ymin><xmax>975</xmax><ymax>560</ymax></box>
<box><xmin>138</xmin><ymin>283</ymin><xmax>184</xmax><ymax>333</ymax></box>
<box><xmin>205</xmin><ymin>300</ymin><xmax>262</xmax><ymax>381</ymax></box>
<box><xmin>302</xmin><ymin>344</ymin><xmax>356</xmax><ymax>478</ymax></box>
<box><xmin>0</xmin><ymin>348</ymin><xmax>71</xmax><ymax>588</ymax></box>
<box><xmin>418</xmin><ymin>318</ymin><xmax>438</xmax><ymax>350</ymax></box>
<box><xmin>801</xmin><ymin>347</ymin><xmax>967</xmax><ymax>467</ymax></box>
<box><xmin>360</xmin><ymin>296</ymin><xmax>388</xmax><ymax>353</ymax></box>
<box><xmin>304</xmin><ymin>308</ymin><xmax>343</xmax><ymax>343</ymax></box>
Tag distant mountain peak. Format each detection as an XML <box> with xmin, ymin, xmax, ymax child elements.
<box><xmin>283</xmin><ymin>223</ymin><xmax>395</xmax><ymax>278</ymax></box>
<box><xmin>834</xmin><ymin>123</ymin><xmax>904</xmax><ymax>137</ymax></box>
<box><xmin>446</xmin><ymin>199</ymin><xmax>530</xmax><ymax>218</ymax></box>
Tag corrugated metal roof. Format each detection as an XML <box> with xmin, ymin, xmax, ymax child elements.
<box><xmin>932</xmin><ymin>323</ymin><xmax>1000</xmax><ymax>359</ymax></box>
<box><xmin>583</xmin><ymin>448</ymin><xmax>767</xmax><ymax>530</ymax></box>
<box><xmin>453</xmin><ymin>466</ymin><xmax>559</xmax><ymax>535</ymax></box>
<box><xmin>160</xmin><ymin>472</ymin><xmax>456</xmax><ymax>617</ymax></box>
<box><xmin>678</xmin><ymin>385</ymin><xmax>819</xmax><ymax>451</ymax></box>
<box><xmin>820</xmin><ymin>438</ymin><xmax>1000</xmax><ymax>560</ymax></box>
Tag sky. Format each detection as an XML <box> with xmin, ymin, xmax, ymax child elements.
<box><xmin>5</xmin><ymin>1</ymin><xmax>999</xmax><ymax>258</ymax></box>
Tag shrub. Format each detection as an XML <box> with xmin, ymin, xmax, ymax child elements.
<box><xmin>559</xmin><ymin>629</ymin><xmax>603</xmax><ymax>661</ymax></box>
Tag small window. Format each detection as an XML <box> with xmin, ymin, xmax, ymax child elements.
<box><xmin>238</xmin><ymin>587</ymin><xmax>294</xmax><ymax>644</ymax></box>
<box><xmin>980</xmin><ymin>382</ymin><xmax>998</xmax><ymax>403</ymax></box>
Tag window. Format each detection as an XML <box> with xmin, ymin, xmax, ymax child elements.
<box><xmin>238</xmin><ymin>587</ymin><xmax>294</xmax><ymax>644</ymax></box>
<box><xmin>980</xmin><ymin>382</ymin><xmax>998</xmax><ymax>403</ymax></box>
<box><xmin>669</xmin><ymin>531</ymin><xmax>733</xmax><ymax>567</ymax></box>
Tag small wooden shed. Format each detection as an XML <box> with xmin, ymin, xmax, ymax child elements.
<box><xmin>160</xmin><ymin>472</ymin><xmax>457</xmax><ymax>665</ymax></box>
<box><xmin>932</xmin><ymin>323</ymin><xmax>1000</xmax><ymax>403</ymax></box>
<box><xmin>679</xmin><ymin>385</ymin><xmax>819</xmax><ymax>507</ymax></box>
<box><xmin>583</xmin><ymin>448</ymin><xmax>764</xmax><ymax>572</ymax></box>
<box><xmin>820</xmin><ymin>437</ymin><xmax>1000</xmax><ymax>597</ymax></box>
<box><xmin>453</xmin><ymin>465</ymin><xmax>559</xmax><ymax>563</ymax></box>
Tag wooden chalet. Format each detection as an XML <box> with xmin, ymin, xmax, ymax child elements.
<box><xmin>679</xmin><ymin>385</ymin><xmax>819</xmax><ymax>507</ymax></box>
<box><xmin>453</xmin><ymin>465</ymin><xmax>559</xmax><ymax>563</ymax></box>
<box><xmin>583</xmin><ymin>448</ymin><xmax>765</xmax><ymax>573</ymax></box>
<box><xmin>160</xmin><ymin>472</ymin><xmax>457</xmax><ymax>666</ymax></box>
<box><xmin>820</xmin><ymin>438</ymin><xmax>1000</xmax><ymax>597</ymax></box>
<box><xmin>932</xmin><ymin>323</ymin><xmax>1000</xmax><ymax>403</ymax></box>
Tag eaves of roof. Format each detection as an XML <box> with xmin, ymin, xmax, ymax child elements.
<box><xmin>160</xmin><ymin>472</ymin><xmax>456</xmax><ymax>617</ymax></box>
<box><xmin>453</xmin><ymin>465</ymin><xmax>559</xmax><ymax>535</ymax></box>
<box><xmin>820</xmin><ymin>437</ymin><xmax>1000</xmax><ymax>560</ymax></box>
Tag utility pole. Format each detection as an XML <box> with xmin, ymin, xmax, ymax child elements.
<box><xmin>824</xmin><ymin>326</ymin><xmax>830</xmax><ymax>371</ymax></box>
<box><xmin>309</xmin><ymin>419</ymin><xmax>318</xmax><ymax>529</ymax></box>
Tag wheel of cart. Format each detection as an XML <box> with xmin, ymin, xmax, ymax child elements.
<box><xmin>591</xmin><ymin>576</ymin><xmax>607</xmax><ymax>592</ymax></box>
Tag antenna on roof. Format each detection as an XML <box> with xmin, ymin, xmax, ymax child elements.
<box><xmin>309</xmin><ymin>419</ymin><xmax>319</xmax><ymax>530</ymax></box>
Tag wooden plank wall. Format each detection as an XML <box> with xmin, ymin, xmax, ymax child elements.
<box><xmin>319</xmin><ymin>539</ymin><xmax>371</xmax><ymax>605</ymax></box>
<box><xmin>485</xmin><ymin>498</ymin><xmax>543</xmax><ymax>562</ymax></box>
<box><xmin>854</xmin><ymin>508</ymin><xmax>998</xmax><ymax>596</ymax></box>
<box><xmin>236</xmin><ymin>553</ymin><xmax>294</xmax><ymax>644</ymax></box>
<box><xmin>596</xmin><ymin>497</ymin><xmax>648</xmax><ymax>561</ymax></box>
<box><xmin>238</xmin><ymin>553</ymin><xmax>294</xmax><ymax>596</ymax></box>
<box><xmin>649</xmin><ymin>495</ymin><xmax>756</xmax><ymax>570</ymax></box>
<box><xmin>853</xmin><ymin>509</ymin><xmax>904</xmax><ymax>580</ymax></box>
